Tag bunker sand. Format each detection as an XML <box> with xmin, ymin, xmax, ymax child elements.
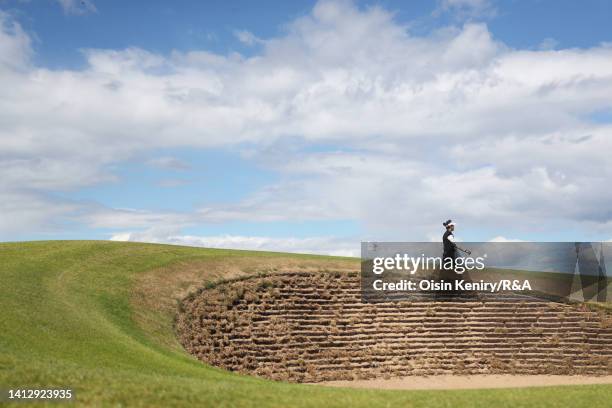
<box><xmin>319</xmin><ymin>375</ymin><xmax>612</xmax><ymax>390</ymax></box>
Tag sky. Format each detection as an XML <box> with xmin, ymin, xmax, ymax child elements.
<box><xmin>1</xmin><ymin>0</ymin><xmax>612</xmax><ymax>256</ymax></box>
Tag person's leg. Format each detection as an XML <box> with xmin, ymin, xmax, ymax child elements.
<box><xmin>439</xmin><ymin>255</ymin><xmax>457</xmax><ymax>296</ymax></box>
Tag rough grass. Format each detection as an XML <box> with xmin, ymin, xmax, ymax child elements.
<box><xmin>1</xmin><ymin>240</ymin><xmax>611</xmax><ymax>407</ymax></box>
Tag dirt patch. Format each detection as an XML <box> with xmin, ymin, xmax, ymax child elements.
<box><xmin>176</xmin><ymin>271</ymin><xmax>612</xmax><ymax>383</ymax></box>
<box><xmin>318</xmin><ymin>375</ymin><xmax>612</xmax><ymax>390</ymax></box>
<box><xmin>130</xmin><ymin>255</ymin><xmax>357</xmax><ymax>350</ymax></box>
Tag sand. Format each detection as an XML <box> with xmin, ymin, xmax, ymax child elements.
<box><xmin>317</xmin><ymin>375</ymin><xmax>612</xmax><ymax>390</ymax></box>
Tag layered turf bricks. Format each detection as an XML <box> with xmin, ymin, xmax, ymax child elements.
<box><xmin>176</xmin><ymin>271</ymin><xmax>612</xmax><ymax>382</ymax></box>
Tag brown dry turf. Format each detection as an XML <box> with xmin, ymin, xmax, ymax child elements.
<box><xmin>176</xmin><ymin>271</ymin><xmax>612</xmax><ymax>383</ymax></box>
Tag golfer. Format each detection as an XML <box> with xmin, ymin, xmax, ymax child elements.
<box><xmin>442</xmin><ymin>219</ymin><xmax>457</xmax><ymax>268</ymax></box>
<box><xmin>440</xmin><ymin>220</ymin><xmax>473</xmax><ymax>297</ymax></box>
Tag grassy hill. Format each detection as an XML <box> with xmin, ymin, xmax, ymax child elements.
<box><xmin>1</xmin><ymin>240</ymin><xmax>611</xmax><ymax>407</ymax></box>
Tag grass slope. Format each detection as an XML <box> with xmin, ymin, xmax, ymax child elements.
<box><xmin>0</xmin><ymin>240</ymin><xmax>610</xmax><ymax>407</ymax></box>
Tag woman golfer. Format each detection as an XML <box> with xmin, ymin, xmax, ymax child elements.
<box><xmin>440</xmin><ymin>220</ymin><xmax>473</xmax><ymax>297</ymax></box>
<box><xmin>442</xmin><ymin>220</ymin><xmax>457</xmax><ymax>269</ymax></box>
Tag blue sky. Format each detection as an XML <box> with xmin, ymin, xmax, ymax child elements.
<box><xmin>8</xmin><ymin>0</ymin><xmax>612</xmax><ymax>68</ymax></box>
<box><xmin>1</xmin><ymin>0</ymin><xmax>612</xmax><ymax>255</ymax></box>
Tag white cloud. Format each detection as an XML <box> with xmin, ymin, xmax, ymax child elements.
<box><xmin>56</xmin><ymin>0</ymin><xmax>97</xmax><ymax>15</ymax></box>
<box><xmin>0</xmin><ymin>10</ymin><xmax>31</xmax><ymax>70</ymax></box>
<box><xmin>234</xmin><ymin>30</ymin><xmax>261</xmax><ymax>46</ymax></box>
<box><xmin>146</xmin><ymin>156</ymin><xmax>191</xmax><ymax>171</ymax></box>
<box><xmin>489</xmin><ymin>236</ymin><xmax>526</xmax><ymax>243</ymax></box>
<box><xmin>110</xmin><ymin>230</ymin><xmax>358</xmax><ymax>257</ymax></box>
<box><xmin>0</xmin><ymin>189</ymin><xmax>81</xmax><ymax>238</ymax></box>
<box><xmin>538</xmin><ymin>37</ymin><xmax>559</xmax><ymax>51</ymax></box>
<box><xmin>434</xmin><ymin>0</ymin><xmax>496</xmax><ymax>19</ymax></box>
<box><xmin>1</xmin><ymin>0</ymin><xmax>612</xmax><ymax>245</ymax></box>
<box><xmin>156</xmin><ymin>178</ymin><xmax>190</xmax><ymax>188</ymax></box>
<box><xmin>83</xmin><ymin>207</ymin><xmax>191</xmax><ymax>230</ymax></box>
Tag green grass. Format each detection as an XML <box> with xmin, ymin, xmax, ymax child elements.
<box><xmin>1</xmin><ymin>241</ymin><xmax>611</xmax><ymax>407</ymax></box>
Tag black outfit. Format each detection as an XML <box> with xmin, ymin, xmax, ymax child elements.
<box><xmin>437</xmin><ymin>229</ymin><xmax>458</xmax><ymax>297</ymax></box>
<box><xmin>442</xmin><ymin>230</ymin><xmax>456</xmax><ymax>263</ymax></box>
<box><xmin>440</xmin><ymin>228</ymin><xmax>473</xmax><ymax>298</ymax></box>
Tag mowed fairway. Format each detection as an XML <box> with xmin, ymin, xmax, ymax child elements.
<box><xmin>1</xmin><ymin>241</ymin><xmax>611</xmax><ymax>407</ymax></box>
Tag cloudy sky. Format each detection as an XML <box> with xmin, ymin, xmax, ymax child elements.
<box><xmin>1</xmin><ymin>0</ymin><xmax>612</xmax><ymax>256</ymax></box>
